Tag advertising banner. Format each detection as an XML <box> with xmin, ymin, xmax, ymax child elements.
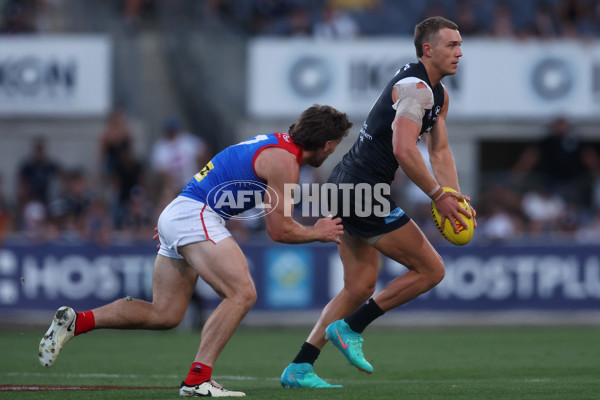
<box><xmin>248</xmin><ymin>38</ymin><xmax>600</xmax><ymax>119</ymax></box>
<box><xmin>1</xmin><ymin>242</ymin><xmax>599</xmax><ymax>314</ymax></box>
<box><xmin>0</xmin><ymin>35</ymin><xmax>111</xmax><ymax>116</ymax></box>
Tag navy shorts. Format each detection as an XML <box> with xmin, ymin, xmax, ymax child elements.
<box><xmin>327</xmin><ymin>164</ymin><xmax>411</xmax><ymax>238</ymax></box>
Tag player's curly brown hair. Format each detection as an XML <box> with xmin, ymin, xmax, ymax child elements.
<box><xmin>288</xmin><ymin>105</ymin><xmax>353</xmax><ymax>150</ymax></box>
<box><xmin>414</xmin><ymin>16</ymin><xmax>459</xmax><ymax>58</ymax></box>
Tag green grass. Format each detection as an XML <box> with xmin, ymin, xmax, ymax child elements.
<box><xmin>1</xmin><ymin>325</ymin><xmax>600</xmax><ymax>399</ymax></box>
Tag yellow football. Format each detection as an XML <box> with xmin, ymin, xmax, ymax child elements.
<box><xmin>430</xmin><ymin>187</ymin><xmax>474</xmax><ymax>246</ymax></box>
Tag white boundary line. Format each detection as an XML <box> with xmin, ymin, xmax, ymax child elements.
<box><xmin>1</xmin><ymin>372</ymin><xmax>552</xmax><ymax>384</ymax></box>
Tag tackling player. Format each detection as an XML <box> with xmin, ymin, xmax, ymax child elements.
<box><xmin>39</xmin><ymin>105</ymin><xmax>352</xmax><ymax>397</ymax></box>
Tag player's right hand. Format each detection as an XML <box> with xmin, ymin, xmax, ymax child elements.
<box><xmin>435</xmin><ymin>191</ymin><xmax>472</xmax><ymax>233</ymax></box>
<box><xmin>314</xmin><ymin>215</ymin><xmax>344</xmax><ymax>244</ymax></box>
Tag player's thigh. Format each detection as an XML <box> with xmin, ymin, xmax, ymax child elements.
<box><xmin>152</xmin><ymin>254</ymin><xmax>199</xmax><ymax>315</ymax></box>
<box><xmin>374</xmin><ymin>220</ymin><xmax>442</xmax><ymax>273</ymax></box>
<box><xmin>178</xmin><ymin>237</ymin><xmax>254</xmax><ymax>300</ymax></box>
<box><xmin>338</xmin><ymin>231</ymin><xmax>380</xmax><ymax>289</ymax></box>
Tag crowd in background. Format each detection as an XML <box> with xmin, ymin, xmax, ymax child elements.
<box><xmin>2</xmin><ymin>0</ymin><xmax>600</xmax><ymax>38</ymax></box>
<box><xmin>208</xmin><ymin>0</ymin><xmax>600</xmax><ymax>39</ymax></box>
<box><xmin>1</xmin><ymin>0</ymin><xmax>599</xmax><ymax>245</ymax></box>
<box><xmin>2</xmin><ymin>112</ymin><xmax>599</xmax><ymax>246</ymax></box>
<box><xmin>0</xmin><ymin>111</ymin><xmax>211</xmax><ymax>246</ymax></box>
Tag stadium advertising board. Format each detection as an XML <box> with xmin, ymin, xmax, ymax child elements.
<box><xmin>1</xmin><ymin>242</ymin><xmax>599</xmax><ymax>314</ymax></box>
<box><xmin>0</xmin><ymin>36</ymin><xmax>111</xmax><ymax>116</ymax></box>
<box><xmin>248</xmin><ymin>38</ymin><xmax>600</xmax><ymax>119</ymax></box>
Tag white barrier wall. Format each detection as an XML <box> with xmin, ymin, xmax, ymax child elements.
<box><xmin>0</xmin><ymin>35</ymin><xmax>112</xmax><ymax>116</ymax></box>
<box><xmin>248</xmin><ymin>38</ymin><xmax>600</xmax><ymax>120</ymax></box>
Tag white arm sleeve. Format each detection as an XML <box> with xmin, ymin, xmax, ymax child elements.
<box><xmin>392</xmin><ymin>79</ymin><xmax>434</xmax><ymax>129</ymax></box>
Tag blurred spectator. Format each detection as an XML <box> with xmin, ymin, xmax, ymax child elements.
<box><xmin>557</xmin><ymin>0</ymin><xmax>594</xmax><ymax>37</ymax></box>
<box><xmin>21</xmin><ymin>198</ymin><xmax>49</xmax><ymax>242</ymax></box>
<box><xmin>97</xmin><ymin>108</ymin><xmax>134</xmax><ymax>180</ymax></box>
<box><xmin>479</xmin><ymin>205</ymin><xmax>523</xmax><ymax>242</ymax></box>
<box><xmin>575</xmin><ymin>212</ymin><xmax>600</xmax><ymax>243</ymax></box>
<box><xmin>521</xmin><ymin>186</ymin><xmax>567</xmax><ymax>234</ymax></box>
<box><xmin>0</xmin><ymin>174</ymin><xmax>13</xmax><ymax>243</ymax></box>
<box><xmin>329</xmin><ymin>0</ymin><xmax>379</xmax><ymax>11</ymax></box>
<box><xmin>246</xmin><ymin>0</ymin><xmax>296</xmax><ymax>34</ymax></box>
<box><xmin>150</xmin><ymin>116</ymin><xmax>211</xmax><ymax>196</ymax></box>
<box><xmin>215</xmin><ymin>0</ymin><xmax>600</xmax><ymax>38</ymax></box>
<box><xmin>123</xmin><ymin>0</ymin><xmax>156</xmax><ymax>33</ymax></box>
<box><xmin>525</xmin><ymin>1</ymin><xmax>560</xmax><ymax>38</ymax></box>
<box><xmin>265</xmin><ymin>5</ymin><xmax>312</xmax><ymax>36</ymax></box>
<box><xmin>476</xmin><ymin>183</ymin><xmax>528</xmax><ymax>242</ymax></box>
<box><xmin>84</xmin><ymin>197</ymin><xmax>113</xmax><ymax>246</ymax></box>
<box><xmin>0</xmin><ymin>0</ymin><xmax>36</xmax><ymax>33</ymax></box>
<box><xmin>96</xmin><ymin>108</ymin><xmax>146</xmax><ymax>229</ymax></box>
<box><xmin>420</xmin><ymin>0</ymin><xmax>446</xmax><ymax>23</ymax></box>
<box><xmin>48</xmin><ymin>169</ymin><xmax>91</xmax><ymax>239</ymax></box>
<box><xmin>454</xmin><ymin>0</ymin><xmax>483</xmax><ymax>36</ymax></box>
<box><xmin>313</xmin><ymin>2</ymin><xmax>360</xmax><ymax>39</ymax></box>
<box><xmin>111</xmin><ymin>140</ymin><xmax>145</xmax><ymax>229</ymax></box>
<box><xmin>511</xmin><ymin>117</ymin><xmax>600</xmax><ymax>207</ymax></box>
<box><xmin>594</xmin><ymin>0</ymin><xmax>600</xmax><ymax>36</ymax></box>
<box><xmin>17</xmin><ymin>137</ymin><xmax>61</xmax><ymax>231</ymax></box>
<box><xmin>119</xmin><ymin>186</ymin><xmax>154</xmax><ymax>240</ymax></box>
<box><xmin>491</xmin><ymin>2</ymin><xmax>516</xmax><ymax>37</ymax></box>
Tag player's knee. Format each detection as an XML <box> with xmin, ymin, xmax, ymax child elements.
<box><xmin>345</xmin><ymin>280</ymin><xmax>376</xmax><ymax>302</ymax></box>
<box><xmin>146</xmin><ymin>311</ymin><xmax>181</xmax><ymax>330</ymax></box>
<box><xmin>425</xmin><ymin>258</ymin><xmax>445</xmax><ymax>288</ymax></box>
<box><xmin>160</xmin><ymin>315</ymin><xmax>183</xmax><ymax>330</ymax></box>
<box><xmin>233</xmin><ymin>284</ymin><xmax>257</xmax><ymax>311</ymax></box>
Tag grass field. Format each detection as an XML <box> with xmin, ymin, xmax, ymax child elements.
<box><xmin>1</xmin><ymin>324</ymin><xmax>599</xmax><ymax>399</ymax></box>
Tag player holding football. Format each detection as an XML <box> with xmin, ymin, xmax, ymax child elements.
<box><xmin>281</xmin><ymin>16</ymin><xmax>477</xmax><ymax>388</ymax></box>
<box><xmin>39</xmin><ymin>105</ymin><xmax>352</xmax><ymax>397</ymax></box>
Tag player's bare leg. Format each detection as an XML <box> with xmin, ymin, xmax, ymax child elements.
<box><xmin>179</xmin><ymin>237</ymin><xmax>256</xmax><ymax>367</ymax></box>
<box><xmin>323</xmin><ymin>221</ymin><xmax>444</xmax><ymax>373</ymax></box>
<box><xmin>177</xmin><ymin>237</ymin><xmax>254</xmax><ymax>397</ymax></box>
<box><xmin>281</xmin><ymin>232</ymin><xmax>381</xmax><ymax>386</ymax></box>
<box><xmin>39</xmin><ymin>254</ymin><xmax>198</xmax><ymax>367</ymax></box>
<box><xmin>372</xmin><ymin>220</ymin><xmax>444</xmax><ymax>310</ymax></box>
<box><xmin>93</xmin><ymin>255</ymin><xmax>198</xmax><ymax>329</ymax></box>
<box><xmin>306</xmin><ymin>232</ymin><xmax>380</xmax><ymax>349</ymax></box>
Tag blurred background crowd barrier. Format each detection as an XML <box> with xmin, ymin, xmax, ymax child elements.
<box><xmin>0</xmin><ymin>0</ymin><xmax>599</xmax><ymax>323</ymax></box>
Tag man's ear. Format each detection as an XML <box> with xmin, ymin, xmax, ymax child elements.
<box><xmin>323</xmin><ymin>140</ymin><xmax>333</xmax><ymax>152</ymax></box>
<box><xmin>422</xmin><ymin>43</ymin><xmax>432</xmax><ymax>57</ymax></box>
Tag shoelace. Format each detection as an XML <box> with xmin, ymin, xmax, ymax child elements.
<box><xmin>208</xmin><ymin>380</ymin><xmax>225</xmax><ymax>390</ymax></box>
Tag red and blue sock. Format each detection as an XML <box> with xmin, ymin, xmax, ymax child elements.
<box><xmin>74</xmin><ymin>311</ymin><xmax>95</xmax><ymax>336</ymax></box>
<box><xmin>184</xmin><ymin>362</ymin><xmax>213</xmax><ymax>386</ymax></box>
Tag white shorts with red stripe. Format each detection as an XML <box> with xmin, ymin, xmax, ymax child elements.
<box><xmin>157</xmin><ymin>196</ymin><xmax>231</xmax><ymax>259</ymax></box>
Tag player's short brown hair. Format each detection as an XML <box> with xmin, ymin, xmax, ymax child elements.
<box><xmin>289</xmin><ymin>105</ymin><xmax>353</xmax><ymax>150</ymax></box>
<box><xmin>414</xmin><ymin>16</ymin><xmax>459</xmax><ymax>58</ymax></box>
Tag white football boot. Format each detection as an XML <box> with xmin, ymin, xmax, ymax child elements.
<box><xmin>180</xmin><ymin>380</ymin><xmax>246</xmax><ymax>397</ymax></box>
<box><xmin>39</xmin><ymin>306</ymin><xmax>76</xmax><ymax>367</ymax></box>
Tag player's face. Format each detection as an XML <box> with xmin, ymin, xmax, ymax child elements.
<box><xmin>308</xmin><ymin>135</ymin><xmax>346</xmax><ymax>167</ymax></box>
<box><xmin>431</xmin><ymin>28</ymin><xmax>462</xmax><ymax>76</ymax></box>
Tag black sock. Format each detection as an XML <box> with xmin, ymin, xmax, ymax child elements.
<box><xmin>344</xmin><ymin>298</ymin><xmax>385</xmax><ymax>334</ymax></box>
<box><xmin>292</xmin><ymin>342</ymin><xmax>320</xmax><ymax>365</ymax></box>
